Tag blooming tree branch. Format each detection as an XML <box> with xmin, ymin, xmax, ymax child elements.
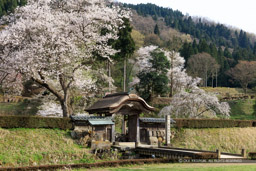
<box><xmin>0</xmin><ymin>0</ymin><xmax>130</xmax><ymax>117</ymax></box>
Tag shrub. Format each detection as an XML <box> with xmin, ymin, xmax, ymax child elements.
<box><xmin>174</xmin><ymin>119</ymin><xmax>253</xmax><ymax>129</ymax></box>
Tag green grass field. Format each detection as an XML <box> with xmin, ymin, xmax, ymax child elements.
<box><xmin>83</xmin><ymin>163</ymin><xmax>256</xmax><ymax>171</ymax></box>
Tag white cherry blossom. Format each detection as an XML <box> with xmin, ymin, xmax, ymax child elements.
<box><xmin>131</xmin><ymin>46</ymin><xmax>230</xmax><ymax>118</ymax></box>
<box><xmin>0</xmin><ymin>0</ymin><xmax>130</xmax><ymax>117</ymax></box>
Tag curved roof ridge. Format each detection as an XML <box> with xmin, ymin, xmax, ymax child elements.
<box><xmin>85</xmin><ymin>93</ymin><xmax>154</xmax><ymax>114</ymax></box>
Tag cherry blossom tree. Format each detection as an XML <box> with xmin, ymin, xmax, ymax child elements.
<box><xmin>162</xmin><ymin>51</ymin><xmax>230</xmax><ymax>118</ymax></box>
<box><xmin>0</xmin><ymin>0</ymin><xmax>129</xmax><ymax>117</ymax></box>
<box><xmin>0</xmin><ymin>68</ymin><xmax>23</xmax><ymax>96</ymax></box>
<box><xmin>131</xmin><ymin>46</ymin><xmax>230</xmax><ymax>118</ymax></box>
<box><xmin>159</xmin><ymin>87</ymin><xmax>230</xmax><ymax>118</ymax></box>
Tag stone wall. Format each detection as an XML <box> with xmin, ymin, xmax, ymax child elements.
<box><xmin>140</xmin><ymin>127</ymin><xmax>165</xmax><ymax>145</ymax></box>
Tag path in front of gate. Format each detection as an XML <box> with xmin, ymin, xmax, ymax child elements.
<box><xmin>112</xmin><ymin>142</ymin><xmax>244</xmax><ymax>159</ymax></box>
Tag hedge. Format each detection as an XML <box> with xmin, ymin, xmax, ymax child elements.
<box><xmin>174</xmin><ymin>119</ymin><xmax>254</xmax><ymax>129</ymax></box>
<box><xmin>0</xmin><ymin>115</ymin><xmax>73</xmax><ymax>130</ymax></box>
<box><xmin>0</xmin><ymin>116</ymin><xmax>255</xmax><ymax>130</ymax></box>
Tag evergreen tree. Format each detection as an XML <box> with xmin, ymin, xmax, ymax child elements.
<box><xmin>238</xmin><ymin>30</ymin><xmax>249</xmax><ymax>49</ymax></box>
<box><xmin>224</xmin><ymin>47</ymin><xmax>232</xmax><ymax>58</ymax></box>
<box><xmin>217</xmin><ymin>48</ymin><xmax>224</xmax><ymax>67</ymax></box>
<box><xmin>154</xmin><ymin>24</ymin><xmax>160</xmax><ymax>35</ymax></box>
<box><xmin>209</xmin><ymin>43</ymin><xmax>218</xmax><ymax>59</ymax></box>
<box><xmin>179</xmin><ymin>42</ymin><xmax>190</xmax><ymax>62</ymax></box>
<box><xmin>112</xmin><ymin>18</ymin><xmax>135</xmax><ymax>92</ymax></box>
<box><xmin>0</xmin><ymin>0</ymin><xmax>27</xmax><ymax>17</ymax></box>
<box><xmin>0</xmin><ymin>5</ymin><xmax>3</xmax><ymax>17</ymax></box>
<box><xmin>253</xmin><ymin>42</ymin><xmax>256</xmax><ymax>55</ymax></box>
<box><xmin>198</xmin><ymin>39</ymin><xmax>210</xmax><ymax>53</ymax></box>
<box><xmin>10</xmin><ymin>0</ymin><xmax>17</xmax><ymax>13</ymax></box>
<box><xmin>19</xmin><ymin>0</ymin><xmax>27</xmax><ymax>6</ymax></box>
<box><xmin>136</xmin><ymin>49</ymin><xmax>170</xmax><ymax>101</ymax></box>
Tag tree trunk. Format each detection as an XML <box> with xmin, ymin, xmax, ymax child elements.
<box><xmin>169</xmin><ymin>52</ymin><xmax>174</xmax><ymax>97</ymax></box>
<box><xmin>212</xmin><ymin>75</ymin><xmax>214</xmax><ymax>88</ymax></box>
<box><xmin>108</xmin><ymin>60</ymin><xmax>112</xmax><ymax>93</ymax></box>
<box><xmin>169</xmin><ymin>77</ymin><xmax>173</xmax><ymax>97</ymax></box>
<box><xmin>216</xmin><ymin>69</ymin><xmax>218</xmax><ymax>87</ymax></box>
<box><xmin>32</xmin><ymin>76</ymin><xmax>73</xmax><ymax>117</ymax></box>
<box><xmin>60</xmin><ymin>92</ymin><xmax>73</xmax><ymax>117</ymax></box>
<box><xmin>2</xmin><ymin>89</ymin><xmax>5</xmax><ymax>102</ymax></box>
<box><xmin>123</xmin><ymin>57</ymin><xmax>127</xmax><ymax>92</ymax></box>
<box><xmin>205</xmin><ymin>69</ymin><xmax>208</xmax><ymax>87</ymax></box>
<box><xmin>60</xmin><ymin>101</ymin><xmax>73</xmax><ymax>117</ymax></box>
<box><xmin>241</xmin><ymin>82</ymin><xmax>248</xmax><ymax>94</ymax></box>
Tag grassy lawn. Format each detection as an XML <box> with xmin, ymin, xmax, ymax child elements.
<box><xmin>171</xmin><ymin>127</ymin><xmax>256</xmax><ymax>154</ymax></box>
<box><xmin>202</xmin><ymin>87</ymin><xmax>256</xmax><ymax>120</ymax></box>
<box><xmin>0</xmin><ymin>128</ymin><xmax>94</xmax><ymax>167</ymax></box>
<box><xmin>84</xmin><ymin>163</ymin><xmax>256</xmax><ymax>171</ymax></box>
<box><xmin>202</xmin><ymin>87</ymin><xmax>255</xmax><ymax>96</ymax></box>
<box><xmin>228</xmin><ymin>99</ymin><xmax>256</xmax><ymax>120</ymax></box>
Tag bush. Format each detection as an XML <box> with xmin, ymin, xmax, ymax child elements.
<box><xmin>0</xmin><ymin>115</ymin><xmax>73</xmax><ymax>130</ymax></box>
<box><xmin>174</xmin><ymin>119</ymin><xmax>253</xmax><ymax>129</ymax></box>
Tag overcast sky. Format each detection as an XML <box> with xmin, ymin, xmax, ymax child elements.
<box><xmin>116</xmin><ymin>0</ymin><xmax>256</xmax><ymax>35</ymax></box>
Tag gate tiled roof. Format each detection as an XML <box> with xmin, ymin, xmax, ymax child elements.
<box><xmin>85</xmin><ymin>93</ymin><xmax>154</xmax><ymax>114</ymax></box>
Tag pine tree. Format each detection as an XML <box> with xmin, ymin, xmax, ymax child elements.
<box><xmin>9</xmin><ymin>0</ymin><xmax>18</xmax><ymax>13</ymax></box>
<box><xmin>19</xmin><ymin>0</ymin><xmax>27</xmax><ymax>6</ymax></box>
<box><xmin>0</xmin><ymin>5</ymin><xmax>3</xmax><ymax>17</ymax></box>
<box><xmin>136</xmin><ymin>49</ymin><xmax>170</xmax><ymax>101</ymax></box>
<box><xmin>224</xmin><ymin>47</ymin><xmax>232</xmax><ymax>58</ymax></box>
<box><xmin>112</xmin><ymin>18</ymin><xmax>135</xmax><ymax>92</ymax></box>
<box><xmin>209</xmin><ymin>43</ymin><xmax>218</xmax><ymax>59</ymax></box>
<box><xmin>253</xmin><ymin>43</ymin><xmax>256</xmax><ymax>55</ymax></box>
<box><xmin>154</xmin><ymin>24</ymin><xmax>160</xmax><ymax>35</ymax></box>
<box><xmin>199</xmin><ymin>39</ymin><xmax>210</xmax><ymax>53</ymax></box>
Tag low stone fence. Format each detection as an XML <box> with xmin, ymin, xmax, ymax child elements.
<box><xmin>221</xmin><ymin>94</ymin><xmax>255</xmax><ymax>101</ymax></box>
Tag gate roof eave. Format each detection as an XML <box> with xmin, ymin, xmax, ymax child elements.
<box><xmin>85</xmin><ymin>93</ymin><xmax>154</xmax><ymax>115</ymax></box>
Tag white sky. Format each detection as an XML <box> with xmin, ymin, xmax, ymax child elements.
<box><xmin>117</xmin><ymin>0</ymin><xmax>256</xmax><ymax>35</ymax></box>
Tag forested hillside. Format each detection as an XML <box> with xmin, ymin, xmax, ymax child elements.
<box><xmin>2</xmin><ymin>1</ymin><xmax>256</xmax><ymax>88</ymax></box>
<box><xmin>125</xmin><ymin>3</ymin><xmax>256</xmax><ymax>87</ymax></box>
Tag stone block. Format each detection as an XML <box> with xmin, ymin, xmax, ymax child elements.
<box><xmin>149</xmin><ymin>137</ymin><xmax>158</xmax><ymax>145</ymax></box>
<box><xmin>91</xmin><ymin>140</ymin><xmax>111</xmax><ymax>150</ymax></box>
